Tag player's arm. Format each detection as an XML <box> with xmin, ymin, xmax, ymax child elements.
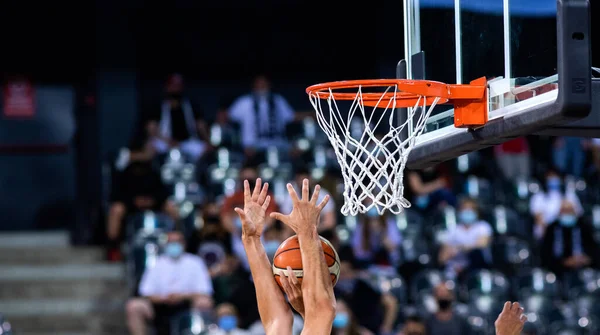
<box><xmin>271</xmin><ymin>180</ymin><xmax>336</xmax><ymax>335</ymax></box>
<box><xmin>235</xmin><ymin>179</ymin><xmax>293</xmax><ymax>334</ymax></box>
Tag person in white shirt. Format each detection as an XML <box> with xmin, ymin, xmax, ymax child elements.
<box><xmin>529</xmin><ymin>167</ymin><xmax>582</xmax><ymax>240</ymax></box>
<box><xmin>126</xmin><ymin>231</ymin><xmax>213</xmax><ymax>335</ymax></box>
<box><xmin>279</xmin><ymin>165</ymin><xmax>336</xmax><ymax>234</ymax></box>
<box><xmin>228</xmin><ymin>75</ymin><xmax>295</xmax><ymax>156</ymax></box>
<box><xmin>438</xmin><ymin>198</ymin><xmax>493</xmax><ymax>279</ymax></box>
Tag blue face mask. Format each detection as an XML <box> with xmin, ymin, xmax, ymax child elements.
<box><xmin>366</xmin><ymin>207</ymin><xmax>379</xmax><ymax>218</ymax></box>
<box><xmin>165</xmin><ymin>242</ymin><xmax>184</xmax><ymax>258</ymax></box>
<box><xmin>415</xmin><ymin>195</ymin><xmax>430</xmax><ymax>209</ymax></box>
<box><xmin>459</xmin><ymin>209</ymin><xmax>477</xmax><ymax>225</ymax></box>
<box><xmin>218</xmin><ymin>315</ymin><xmax>237</xmax><ymax>331</ymax></box>
<box><xmin>264</xmin><ymin>240</ymin><xmax>280</xmax><ymax>257</ymax></box>
<box><xmin>333</xmin><ymin>313</ymin><xmax>350</xmax><ymax>328</ymax></box>
<box><xmin>559</xmin><ymin>214</ymin><xmax>577</xmax><ymax>227</ymax></box>
<box><xmin>547</xmin><ymin>177</ymin><xmax>561</xmax><ymax>191</ymax></box>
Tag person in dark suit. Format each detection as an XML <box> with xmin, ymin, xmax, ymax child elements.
<box><xmin>541</xmin><ymin>199</ymin><xmax>599</xmax><ymax>277</ymax></box>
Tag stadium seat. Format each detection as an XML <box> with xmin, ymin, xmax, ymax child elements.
<box><xmin>516</xmin><ymin>268</ymin><xmax>561</xmax><ymax>299</ymax></box>
<box><xmin>367</xmin><ymin>269</ymin><xmax>407</xmax><ymax>304</ymax></box>
<box><xmin>394</xmin><ymin>209</ymin><xmax>424</xmax><ymax>240</ymax></box>
<box><xmin>490</xmin><ymin>205</ymin><xmax>528</xmax><ymax>238</ymax></box>
<box><xmin>465</xmin><ymin>315</ymin><xmax>490</xmax><ymax>335</ymax></box>
<box><xmin>409</xmin><ymin>269</ymin><xmax>445</xmax><ymax>301</ymax></box>
<box><xmin>491</xmin><ymin>236</ymin><xmax>532</xmax><ymax>275</ymax></box>
<box><xmin>399</xmin><ymin>237</ymin><xmax>432</xmax><ymax>267</ymax></box>
<box><xmin>467</xmin><ymin>294</ymin><xmax>506</xmax><ymax>322</ymax></box>
<box><xmin>127</xmin><ymin>231</ymin><xmax>164</xmax><ymax>295</ymax></box>
<box><xmin>462</xmin><ymin>269</ymin><xmax>511</xmax><ymax>301</ymax></box>
<box><xmin>463</xmin><ymin>175</ymin><xmax>494</xmax><ymax>208</ymax></box>
<box><xmin>456</xmin><ymin>152</ymin><xmax>482</xmax><ymax>174</ymax></box>
<box><xmin>126</xmin><ymin>212</ymin><xmax>174</xmax><ymax>242</ymax></box>
<box><xmin>520</xmin><ymin>294</ymin><xmax>564</xmax><ymax>328</ymax></box>
<box><xmin>169</xmin><ymin>310</ymin><xmax>209</xmax><ymax>335</ymax></box>
<box><xmin>590</xmin><ymin>204</ymin><xmax>600</xmax><ymax>231</ymax></box>
<box><xmin>563</xmin><ymin>268</ymin><xmax>600</xmax><ymax>299</ymax></box>
<box><xmin>565</xmin><ymin>176</ymin><xmax>592</xmax><ymax>209</ymax></box>
<box><xmin>0</xmin><ymin>313</ymin><xmax>13</xmax><ymax>335</ymax></box>
<box><xmin>549</xmin><ymin>323</ymin><xmax>591</xmax><ymax>335</ymax></box>
<box><xmin>575</xmin><ymin>294</ymin><xmax>600</xmax><ymax>319</ymax></box>
<box><xmin>209</xmin><ymin>122</ymin><xmax>241</xmax><ymax>149</ymax></box>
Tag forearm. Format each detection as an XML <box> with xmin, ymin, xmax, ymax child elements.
<box><xmin>242</xmin><ymin>236</ymin><xmax>292</xmax><ymax>329</ymax></box>
<box><xmin>148</xmin><ymin>295</ymin><xmax>164</xmax><ymax>304</ymax></box>
<box><xmin>381</xmin><ymin>294</ymin><xmax>398</xmax><ymax>332</ymax></box>
<box><xmin>420</xmin><ymin>180</ymin><xmax>443</xmax><ymax>194</ymax></box>
<box><xmin>297</xmin><ymin>226</ymin><xmax>335</xmax><ymax>317</ymax></box>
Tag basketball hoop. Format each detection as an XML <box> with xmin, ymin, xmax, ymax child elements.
<box><xmin>306</xmin><ymin>77</ymin><xmax>487</xmax><ymax>215</ymax></box>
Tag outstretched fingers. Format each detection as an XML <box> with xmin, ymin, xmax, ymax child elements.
<box><xmin>310</xmin><ymin>184</ymin><xmax>321</xmax><ymax>205</ymax></box>
<box><xmin>243</xmin><ymin>180</ymin><xmax>251</xmax><ymax>204</ymax></box>
<box><xmin>317</xmin><ymin>194</ymin><xmax>330</xmax><ymax>211</ymax></box>
<box><xmin>302</xmin><ymin>179</ymin><xmax>309</xmax><ymax>201</ymax></box>
<box><xmin>258</xmin><ymin>181</ymin><xmax>269</xmax><ymax>204</ymax></box>
<box><xmin>502</xmin><ymin>301</ymin><xmax>511</xmax><ymax>313</ymax></box>
<box><xmin>234</xmin><ymin>207</ymin><xmax>247</xmax><ymax>223</ymax></box>
<box><xmin>262</xmin><ymin>196</ymin><xmax>271</xmax><ymax>211</ymax></box>
<box><xmin>270</xmin><ymin>211</ymin><xmax>289</xmax><ymax>224</ymax></box>
<box><xmin>252</xmin><ymin>178</ymin><xmax>262</xmax><ymax>201</ymax></box>
<box><xmin>286</xmin><ymin>183</ymin><xmax>300</xmax><ymax>204</ymax></box>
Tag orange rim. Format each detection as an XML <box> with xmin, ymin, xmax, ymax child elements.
<box><xmin>306</xmin><ymin>79</ymin><xmax>486</xmax><ymax>108</ymax></box>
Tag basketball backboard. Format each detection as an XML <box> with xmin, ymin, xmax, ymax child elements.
<box><xmin>402</xmin><ymin>0</ymin><xmax>598</xmax><ymax>169</ymax></box>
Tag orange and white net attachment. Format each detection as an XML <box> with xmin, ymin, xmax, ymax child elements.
<box><xmin>306</xmin><ymin>78</ymin><xmax>487</xmax><ymax>216</ymax></box>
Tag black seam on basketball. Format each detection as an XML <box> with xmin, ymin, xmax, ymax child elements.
<box><xmin>274</xmin><ymin>247</ymin><xmax>337</xmax><ymax>264</ymax></box>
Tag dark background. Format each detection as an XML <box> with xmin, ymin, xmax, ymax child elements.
<box><xmin>0</xmin><ymin>1</ymin><xmax>598</xmax><ymax>237</ymax></box>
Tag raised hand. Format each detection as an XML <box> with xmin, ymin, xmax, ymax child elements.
<box><xmin>234</xmin><ymin>178</ymin><xmax>271</xmax><ymax>239</ymax></box>
<box><xmin>280</xmin><ymin>266</ymin><xmax>305</xmax><ymax>318</ymax></box>
<box><xmin>495</xmin><ymin>301</ymin><xmax>527</xmax><ymax>335</ymax></box>
<box><xmin>270</xmin><ymin>179</ymin><xmax>329</xmax><ymax>234</ymax></box>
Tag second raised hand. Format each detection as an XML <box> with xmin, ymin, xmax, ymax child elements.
<box><xmin>270</xmin><ymin>179</ymin><xmax>329</xmax><ymax>234</ymax></box>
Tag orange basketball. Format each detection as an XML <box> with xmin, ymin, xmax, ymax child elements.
<box><xmin>272</xmin><ymin>234</ymin><xmax>341</xmax><ymax>289</ymax></box>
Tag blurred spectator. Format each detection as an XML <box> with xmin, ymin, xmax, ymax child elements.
<box><xmin>126</xmin><ymin>231</ymin><xmax>213</xmax><ymax>335</ymax></box>
<box><xmin>398</xmin><ymin>315</ymin><xmax>426</xmax><ymax>335</ymax></box>
<box><xmin>228</xmin><ymin>74</ymin><xmax>296</xmax><ymax>156</ymax></box>
<box><xmin>351</xmin><ymin>208</ymin><xmax>401</xmax><ymax>268</ymax></box>
<box><xmin>552</xmin><ymin>137</ymin><xmax>585</xmax><ymax>177</ymax></box>
<box><xmin>279</xmin><ymin>165</ymin><xmax>336</xmax><ymax>233</ymax></box>
<box><xmin>335</xmin><ymin>252</ymin><xmax>398</xmax><ymax>335</ymax></box>
<box><xmin>494</xmin><ymin>137</ymin><xmax>531</xmax><ymax>182</ymax></box>
<box><xmin>592</xmin><ymin>138</ymin><xmax>600</xmax><ymax>174</ymax></box>
<box><xmin>106</xmin><ymin>141</ymin><xmax>178</xmax><ymax>260</ymax></box>
<box><xmin>207</xmin><ymin>303</ymin><xmax>251</xmax><ymax>335</ymax></box>
<box><xmin>425</xmin><ymin>283</ymin><xmax>469</xmax><ymax>335</ymax></box>
<box><xmin>529</xmin><ymin>167</ymin><xmax>583</xmax><ymax>240</ymax></box>
<box><xmin>220</xmin><ymin>163</ymin><xmax>278</xmax><ymax>270</ymax></box>
<box><xmin>146</xmin><ymin>73</ymin><xmax>209</xmax><ymax>162</ymax></box>
<box><xmin>331</xmin><ymin>299</ymin><xmax>374</xmax><ymax>335</ymax></box>
<box><xmin>262</xmin><ymin>224</ymin><xmax>284</xmax><ymax>261</ymax></box>
<box><xmin>438</xmin><ymin>198</ymin><xmax>492</xmax><ymax>279</ymax></box>
<box><xmin>406</xmin><ymin>165</ymin><xmax>457</xmax><ymax>212</ymax></box>
<box><xmin>541</xmin><ymin>199</ymin><xmax>599</xmax><ymax>277</ymax></box>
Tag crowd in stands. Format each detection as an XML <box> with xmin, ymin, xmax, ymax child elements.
<box><xmin>105</xmin><ymin>73</ymin><xmax>600</xmax><ymax>335</ymax></box>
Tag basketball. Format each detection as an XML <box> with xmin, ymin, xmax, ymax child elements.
<box><xmin>272</xmin><ymin>235</ymin><xmax>340</xmax><ymax>289</ymax></box>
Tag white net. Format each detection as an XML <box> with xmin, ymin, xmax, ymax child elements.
<box><xmin>309</xmin><ymin>84</ymin><xmax>440</xmax><ymax>216</ymax></box>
